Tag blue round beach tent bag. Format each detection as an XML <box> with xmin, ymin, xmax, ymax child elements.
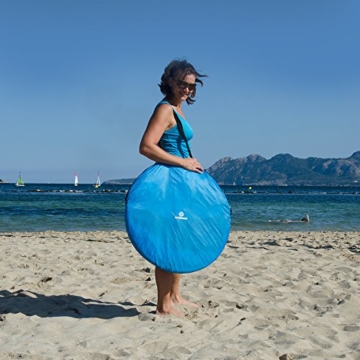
<box><xmin>125</xmin><ymin>163</ymin><xmax>231</xmax><ymax>274</ymax></box>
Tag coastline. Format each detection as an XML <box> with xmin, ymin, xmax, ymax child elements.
<box><xmin>1</xmin><ymin>230</ymin><xmax>359</xmax><ymax>359</ymax></box>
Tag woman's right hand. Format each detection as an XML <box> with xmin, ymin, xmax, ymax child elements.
<box><xmin>181</xmin><ymin>158</ymin><xmax>204</xmax><ymax>174</ymax></box>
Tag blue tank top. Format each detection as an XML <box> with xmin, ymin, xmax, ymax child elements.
<box><xmin>157</xmin><ymin>100</ymin><xmax>193</xmax><ymax>158</ymax></box>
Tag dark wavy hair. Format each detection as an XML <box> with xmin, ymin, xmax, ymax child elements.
<box><xmin>158</xmin><ymin>59</ymin><xmax>207</xmax><ymax>105</ymax></box>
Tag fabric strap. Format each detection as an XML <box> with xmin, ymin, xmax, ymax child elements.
<box><xmin>172</xmin><ymin>110</ymin><xmax>193</xmax><ymax>159</ymax></box>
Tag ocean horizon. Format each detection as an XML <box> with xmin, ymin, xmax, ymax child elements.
<box><xmin>1</xmin><ymin>183</ymin><xmax>360</xmax><ymax>233</ymax></box>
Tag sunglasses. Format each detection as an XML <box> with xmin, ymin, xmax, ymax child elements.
<box><xmin>176</xmin><ymin>80</ymin><xmax>196</xmax><ymax>92</ymax></box>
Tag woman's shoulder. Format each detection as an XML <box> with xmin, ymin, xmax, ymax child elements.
<box><xmin>148</xmin><ymin>101</ymin><xmax>176</xmax><ymax>129</ymax></box>
<box><xmin>153</xmin><ymin>101</ymin><xmax>173</xmax><ymax>117</ymax></box>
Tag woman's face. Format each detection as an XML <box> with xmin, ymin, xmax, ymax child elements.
<box><xmin>170</xmin><ymin>73</ymin><xmax>196</xmax><ymax>102</ymax></box>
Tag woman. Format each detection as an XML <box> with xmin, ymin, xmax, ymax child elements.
<box><xmin>139</xmin><ymin>59</ymin><xmax>207</xmax><ymax>316</ymax></box>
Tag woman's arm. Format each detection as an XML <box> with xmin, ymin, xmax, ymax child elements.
<box><xmin>139</xmin><ymin>104</ymin><xmax>203</xmax><ymax>173</ymax></box>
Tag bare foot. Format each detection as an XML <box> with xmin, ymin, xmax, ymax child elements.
<box><xmin>156</xmin><ymin>306</ymin><xmax>184</xmax><ymax>317</ymax></box>
<box><xmin>171</xmin><ymin>294</ymin><xmax>198</xmax><ymax>307</ymax></box>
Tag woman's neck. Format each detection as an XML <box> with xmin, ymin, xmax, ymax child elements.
<box><xmin>165</xmin><ymin>96</ymin><xmax>182</xmax><ymax>109</ymax></box>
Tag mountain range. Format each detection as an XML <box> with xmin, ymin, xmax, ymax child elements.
<box><xmin>207</xmin><ymin>151</ymin><xmax>360</xmax><ymax>186</ymax></box>
<box><xmin>104</xmin><ymin>151</ymin><xmax>360</xmax><ymax>186</ymax></box>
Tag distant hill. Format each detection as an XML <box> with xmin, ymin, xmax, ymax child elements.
<box><xmin>104</xmin><ymin>151</ymin><xmax>360</xmax><ymax>186</ymax></box>
<box><xmin>103</xmin><ymin>178</ymin><xmax>135</xmax><ymax>185</ymax></box>
<box><xmin>207</xmin><ymin>151</ymin><xmax>360</xmax><ymax>186</ymax></box>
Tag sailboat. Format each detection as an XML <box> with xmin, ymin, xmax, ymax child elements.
<box><xmin>94</xmin><ymin>171</ymin><xmax>101</xmax><ymax>188</ymax></box>
<box><xmin>74</xmin><ymin>172</ymin><xmax>79</xmax><ymax>186</ymax></box>
<box><xmin>15</xmin><ymin>172</ymin><xmax>25</xmax><ymax>187</ymax></box>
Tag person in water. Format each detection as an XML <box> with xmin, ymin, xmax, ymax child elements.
<box><xmin>301</xmin><ymin>215</ymin><xmax>310</xmax><ymax>222</ymax></box>
<box><xmin>269</xmin><ymin>214</ymin><xmax>310</xmax><ymax>223</ymax></box>
<box><xmin>139</xmin><ymin>59</ymin><xmax>207</xmax><ymax>316</ymax></box>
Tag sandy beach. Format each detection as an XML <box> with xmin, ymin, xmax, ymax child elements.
<box><xmin>0</xmin><ymin>230</ymin><xmax>360</xmax><ymax>359</ymax></box>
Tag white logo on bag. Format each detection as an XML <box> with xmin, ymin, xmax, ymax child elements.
<box><xmin>175</xmin><ymin>211</ymin><xmax>188</xmax><ymax>220</ymax></box>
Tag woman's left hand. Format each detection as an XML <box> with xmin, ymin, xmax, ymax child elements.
<box><xmin>181</xmin><ymin>158</ymin><xmax>204</xmax><ymax>173</ymax></box>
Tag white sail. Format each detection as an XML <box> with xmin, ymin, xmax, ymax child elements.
<box><xmin>74</xmin><ymin>172</ymin><xmax>79</xmax><ymax>186</ymax></box>
<box><xmin>94</xmin><ymin>171</ymin><xmax>101</xmax><ymax>188</ymax></box>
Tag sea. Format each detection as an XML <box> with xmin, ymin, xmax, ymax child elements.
<box><xmin>1</xmin><ymin>183</ymin><xmax>360</xmax><ymax>233</ymax></box>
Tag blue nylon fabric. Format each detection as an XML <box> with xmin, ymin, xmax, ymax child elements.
<box><xmin>125</xmin><ymin>164</ymin><xmax>231</xmax><ymax>273</ymax></box>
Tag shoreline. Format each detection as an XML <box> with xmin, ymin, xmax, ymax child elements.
<box><xmin>1</xmin><ymin>230</ymin><xmax>360</xmax><ymax>359</ymax></box>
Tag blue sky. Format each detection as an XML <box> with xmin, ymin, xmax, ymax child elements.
<box><xmin>1</xmin><ymin>0</ymin><xmax>359</xmax><ymax>183</ymax></box>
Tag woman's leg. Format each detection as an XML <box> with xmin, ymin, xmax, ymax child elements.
<box><xmin>169</xmin><ymin>273</ymin><xmax>182</xmax><ymax>303</ymax></box>
<box><xmin>171</xmin><ymin>273</ymin><xmax>198</xmax><ymax>307</ymax></box>
<box><xmin>155</xmin><ymin>267</ymin><xmax>182</xmax><ymax>315</ymax></box>
<box><xmin>155</xmin><ymin>268</ymin><xmax>198</xmax><ymax>315</ymax></box>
